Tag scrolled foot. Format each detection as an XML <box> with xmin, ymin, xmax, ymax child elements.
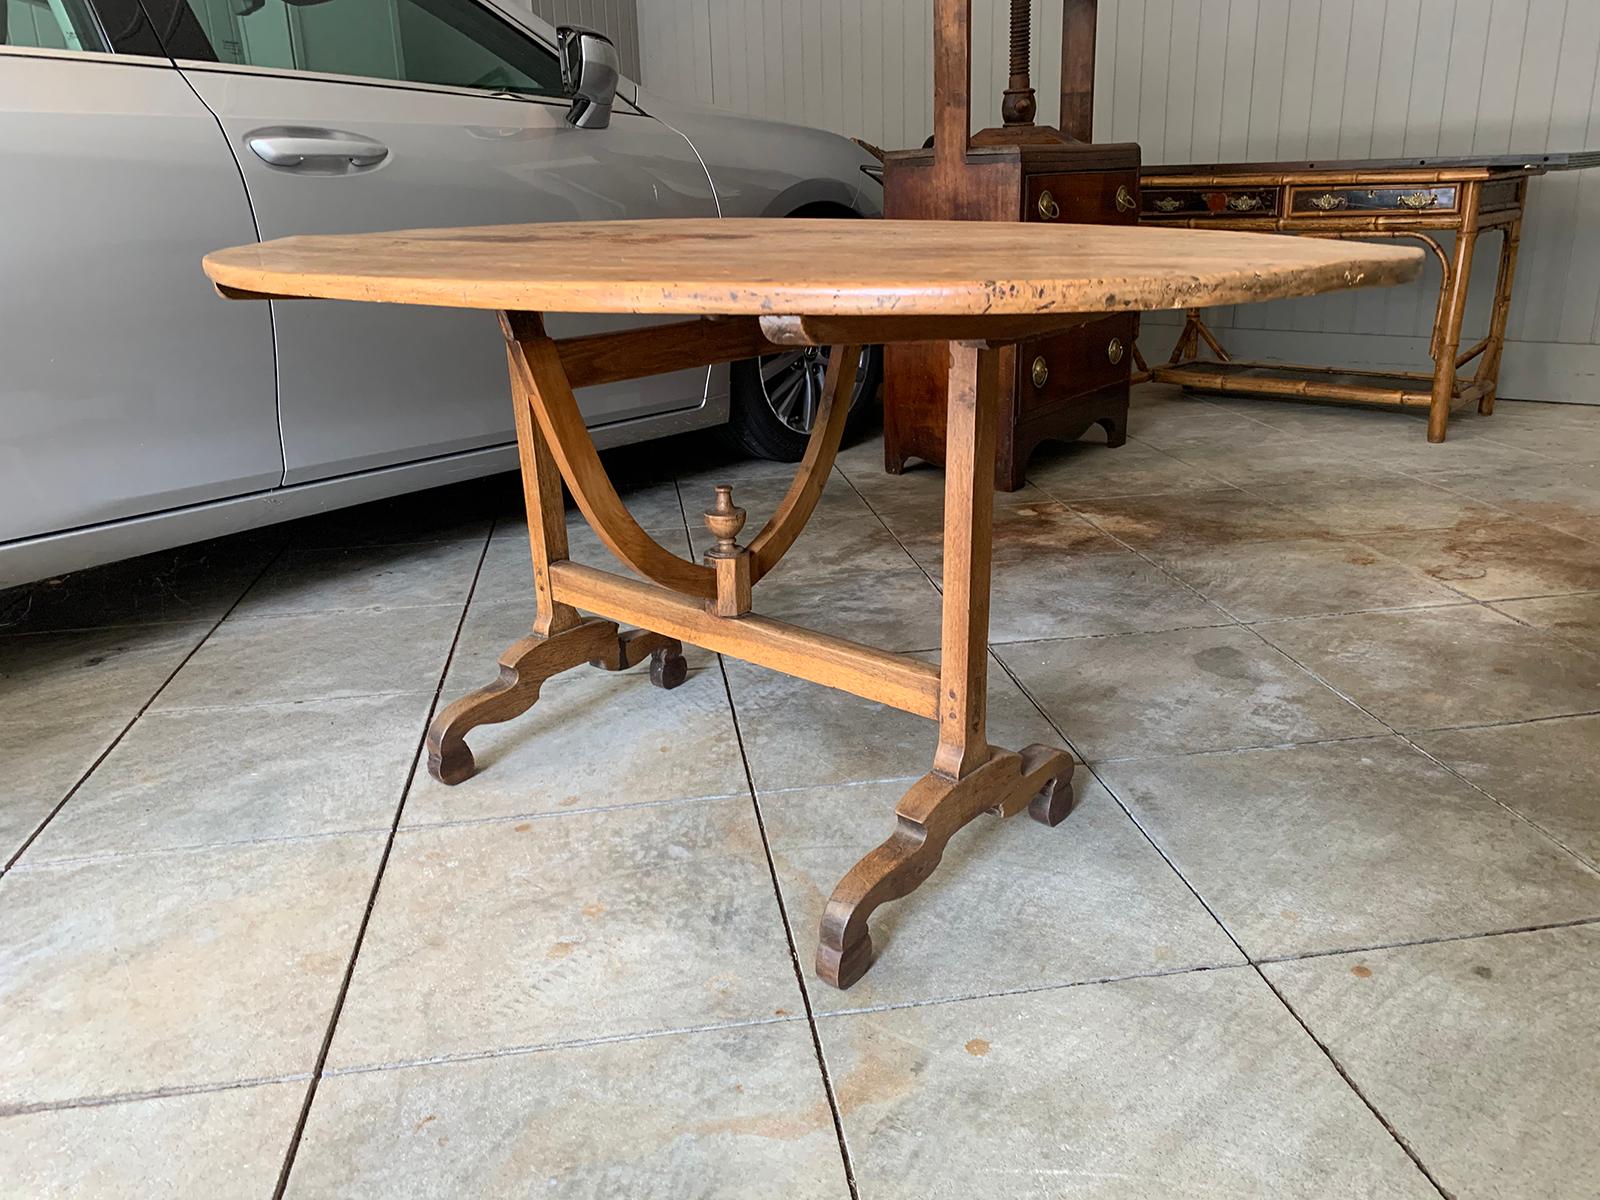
<box><xmin>649</xmin><ymin>646</ymin><xmax>688</xmax><ymax>689</ymax></box>
<box><xmin>815</xmin><ymin>744</ymin><xmax>1076</xmax><ymax>989</ymax></box>
<box><xmin>425</xmin><ymin>618</ymin><xmax>618</xmax><ymax>786</ymax></box>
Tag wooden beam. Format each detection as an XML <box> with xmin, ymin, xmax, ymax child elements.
<box><xmin>555</xmin><ymin>317</ymin><xmax>776</xmax><ymax>389</ymax></box>
<box><xmin>549</xmin><ymin>561</ymin><xmax>941</xmax><ymax>719</ymax></box>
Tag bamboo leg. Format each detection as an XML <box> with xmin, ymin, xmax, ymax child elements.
<box><xmin>1429</xmin><ymin>182</ymin><xmax>1481</xmax><ymax>442</ymax></box>
<box><xmin>814</xmin><ymin>342</ymin><xmax>1076</xmax><ymax>990</ymax></box>
<box><xmin>1476</xmin><ymin>215</ymin><xmax>1523</xmax><ymax>416</ymax></box>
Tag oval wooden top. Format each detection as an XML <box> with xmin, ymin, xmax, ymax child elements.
<box><xmin>203</xmin><ymin>218</ymin><xmax>1421</xmax><ymax>317</ymax></box>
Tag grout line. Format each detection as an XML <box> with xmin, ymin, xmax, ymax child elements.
<box><xmin>0</xmin><ymin>1071</ymin><xmax>314</xmax><ymax>1119</ymax></box>
<box><xmin>1251</xmin><ymin>914</ymin><xmax>1600</xmax><ymax>969</ymax></box>
<box><xmin>322</xmin><ymin>1011</ymin><xmax>809</xmax><ymax>1080</ymax></box>
<box><xmin>713</xmin><ymin>652</ymin><xmax>861</xmax><ymax>1200</ymax></box>
<box><xmin>8</xmin><ymin>823</ymin><xmax>397</xmax><ymax>872</ymax></box>
<box><xmin>393</xmin><ymin>788</ymin><xmax>751</xmax><ymax>835</ymax></box>
<box><xmin>1</xmin><ymin>545</ymin><xmax>288</xmax><ymax>877</ymax></box>
<box><xmin>1255</xmin><ymin>968</ymin><xmax>1454</xmax><ymax>1200</ymax></box>
<box><xmin>810</xmin><ymin>960</ymin><xmax>1252</xmax><ymax>1022</ymax></box>
<box><xmin>270</xmin><ymin>522</ymin><xmax>495</xmax><ymax>1200</ymax></box>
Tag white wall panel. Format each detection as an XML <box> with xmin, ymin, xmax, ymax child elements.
<box><xmin>637</xmin><ymin>0</ymin><xmax>1600</xmax><ymax>402</ymax></box>
<box><xmin>527</xmin><ymin>0</ymin><xmax>640</xmax><ymax>79</ymax></box>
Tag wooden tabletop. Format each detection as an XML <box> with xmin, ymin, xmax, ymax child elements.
<box><xmin>203</xmin><ymin>218</ymin><xmax>1421</xmax><ymax>318</ymax></box>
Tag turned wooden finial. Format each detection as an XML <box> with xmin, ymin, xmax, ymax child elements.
<box><xmin>1000</xmin><ymin>0</ymin><xmax>1037</xmax><ymax>126</ymax></box>
<box><xmin>703</xmin><ymin>485</ymin><xmax>747</xmax><ymax>557</ymax></box>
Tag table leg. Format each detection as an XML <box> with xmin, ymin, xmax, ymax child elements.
<box><xmin>1428</xmin><ymin>182</ymin><xmax>1481</xmax><ymax>442</ymax></box>
<box><xmin>1475</xmin><ymin>215</ymin><xmax>1523</xmax><ymax>416</ymax></box>
<box><xmin>815</xmin><ymin>342</ymin><xmax>1076</xmax><ymax>990</ymax></box>
<box><xmin>425</xmin><ymin>316</ymin><xmax>687</xmax><ymax>786</ymax></box>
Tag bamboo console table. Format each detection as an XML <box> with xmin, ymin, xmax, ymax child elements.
<box><xmin>1139</xmin><ymin>152</ymin><xmax>1600</xmax><ymax>441</ymax></box>
<box><xmin>204</xmin><ymin>219</ymin><xmax>1418</xmax><ymax>988</ymax></box>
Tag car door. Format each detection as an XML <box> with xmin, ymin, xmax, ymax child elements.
<box><xmin>145</xmin><ymin>0</ymin><xmax>719</xmax><ymax>484</ymax></box>
<box><xmin>0</xmin><ymin>0</ymin><xmax>280</xmax><ymax>544</ymax></box>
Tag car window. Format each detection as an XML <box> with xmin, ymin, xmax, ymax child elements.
<box><xmin>170</xmin><ymin>0</ymin><xmax>564</xmax><ymax>97</ymax></box>
<box><xmin>2</xmin><ymin>0</ymin><xmax>109</xmax><ymax>50</ymax></box>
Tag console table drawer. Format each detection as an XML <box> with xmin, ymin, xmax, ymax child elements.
<box><xmin>1289</xmin><ymin>184</ymin><xmax>1459</xmax><ymax>215</ymax></box>
<box><xmin>1142</xmin><ymin>187</ymin><xmax>1279</xmax><ymax>218</ymax></box>
<box><xmin>1028</xmin><ymin>171</ymin><xmax>1140</xmax><ymax>225</ymax></box>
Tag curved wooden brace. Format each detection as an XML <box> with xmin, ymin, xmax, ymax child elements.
<box><xmin>505</xmin><ymin>319</ymin><xmax>716</xmax><ymax>600</ymax></box>
<box><xmin>746</xmin><ymin>345</ymin><xmax>862</xmax><ymax>583</ymax></box>
<box><xmin>1318</xmin><ymin>231</ymin><xmax>1450</xmax><ymax>357</ymax></box>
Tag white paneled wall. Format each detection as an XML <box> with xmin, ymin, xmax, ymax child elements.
<box><xmin>637</xmin><ymin>1</ymin><xmax>1600</xmax><ymax>403</ymax></box>
<box><xmin>527</xmin><ymin>0</ymin><xmax>640</xmax><ymax>79</ymax></box>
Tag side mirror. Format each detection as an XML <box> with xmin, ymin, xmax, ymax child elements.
<box><xmin>558</xmin><ymin>27</ymin><xmax>620</xmax><ymax>130</ymax></box>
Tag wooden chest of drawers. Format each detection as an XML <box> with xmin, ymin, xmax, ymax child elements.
<box><xmin>883</xmin><ymin>141</ymin><xmax>1142</xmax><ymax>491</ymax></box>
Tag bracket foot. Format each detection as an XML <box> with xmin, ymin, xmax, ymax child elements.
<box><xmin>815</xmin><ymin>743</ymin><xmax>1076</xmax><ymax>989</ymax></box>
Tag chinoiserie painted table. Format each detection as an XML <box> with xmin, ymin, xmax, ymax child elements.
<box><xmin>1138</xmin><ymin>152</ymin><xmax>1600</xmax><ymax>441</ymax></box>
<box><xmin>203</xmin><ymin>218</ymin><xmax>1420</xmax><ymax>989</ymax></box>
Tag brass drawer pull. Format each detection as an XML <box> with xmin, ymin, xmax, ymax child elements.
<box><xmin>1115</xmin><ymin>185</ymin><xmax>1137</xmax><ymax>213</ymax></box>
<box><xmin>1226</xmin><ymin>194</ymin><xmax>1264</xmax><ymax>212</ymax></box>
<box><xmin>1153</xmin><ymin>196</ymin><xmax>1183</xmax><ymax>212</ymax></box>
<box><xmin>1107</xmin><ymin>338</ymin><xmax>1125</xmax><ymax>366</ymax></box>
<box><xmin>1308</xmin><ymin>192</ymin><xmax>1347</xmax><ymax>211</ymax></box>
<box><xmin>1036</xmin><ymin>190</ymin><xmax>1061</xmax><ymax>220</ymax></box>
<box><xmin>1397</xmin><ymin>190</ymin><xmax>1439</xmax><ymax>210</ymax></box>
<box><xmin>1031</xmin><ymin>356</ymin><xmax>1049</xmax><ymax>388</ymax></box>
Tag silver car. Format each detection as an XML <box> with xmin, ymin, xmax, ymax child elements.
<box><xmin>0</xmin><ymin>0</ymin><xmax>883</xmax><ymax>588</ymax></box>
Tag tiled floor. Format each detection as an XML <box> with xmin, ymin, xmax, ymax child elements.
<box><xmin>4</xmin><ymin>388</ymin><xmax>1600</xmax><ymax>1197</ymax></box>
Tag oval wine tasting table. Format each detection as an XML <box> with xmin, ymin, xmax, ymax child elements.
<box><xmin>205</xmin><ymin>218</ymin><xmax>1421</xmax><ymax>990</ymax></box>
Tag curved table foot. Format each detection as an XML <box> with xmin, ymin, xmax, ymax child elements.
<box><xmin>427</xmin><ymin>619</ymin><xmax>685</xmax><ymax>785</ymax></box>
<box><xmin>815</xmin><ymin>744</ymin><xmax>1077</xmax><ymax>989</ymax></box>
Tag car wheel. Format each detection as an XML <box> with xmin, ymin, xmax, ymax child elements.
<box><xmin>726</xmin><ymin>342</ymin><xmax>883</xmax><ymax>462</ymax></box>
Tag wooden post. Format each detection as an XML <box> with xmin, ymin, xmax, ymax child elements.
<box><xmin>933</xmin><ymin>0</ymin><xmax>973</xmax><ymax>184</ymax></box>
<box><xmin>1060</xmin><ymin>0</ymin><xmax>1097</xmax><ymax>141</ymax></box>
<box><xmin>1477</xmin><ymin>206</ymin><xmax>1524</xmax><ymax>416</ymax></box>
<box><xmin>933</xmin><ymin>341</ymin><xmax>1001</xmax><ymax>781</ymax></box>
<box><xmin>501</xmin><ymin>311</ymin><xmax>581</xmax><ymax>639</ymax></box>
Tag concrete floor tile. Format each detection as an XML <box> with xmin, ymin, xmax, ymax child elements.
<box><xmin>24</xmin><ymin>693</ymin><xmax>432</xmax><ymax>862</ymax></box>
<box><xmin>1358</xmin><ymin>520</ymin><xmax>1600</xmax><ymax>601</ymax></box>
<box><xmin>1264</xmin><ymin>926</ymin><xmax>1600</xmax><ymax>1200</ymax></box>
<box><xmin>1159</xmin><ymin>430</ymin><xmax>1408</xmax><ymax>488</ymax></box>
<box><xmin>407</xmin><ymin>648</ymin><xmax>745</xmax><ymax>826</ymax></box>
<box><xmin>819</xmin><ymin>968</ymin><xmax>1438</xmax><ymax>1200</ymax></box>
<box><xmin>0</xmin><ymin>622</ymin><xmax>211</xmax><ymax>860</ymax></box>
<box><xmin>327</xmin><ymin>798</ymin><xmax>799</xmax><ymax>1069</ymax></box>
<box><xmin>998</xmin><ymin>625</ymin><xmax>1383</xmax><ymax>760</ymax></box>
<box><xmin>1150</xmin><ymin>536</ymin><xmax>1466</xmax><ymax>621</ymax></box>
<box><xmin>1100</xmin><ymin>738</ymin><xmax>1600</xmax><ymax>959</ymax></box>
<box><xmin>1257</xmin><ymin>605</ymin><xmax>1600</xmax><ymax>730</ymax></box>
<box><xmin>1245</xmin><ymin>476</ymin><xmax>1515</xmax><ymax>537</ymax></box>
<box><xmin>1422</xmin><ymin>461</ymin><xmax>1600</xmax><ymax>532</ymax></box>
<box><xmin>236</xmin><ymin>538</ymin><xmax>485</xmax><ymax>617</ymax></box>
<box><xmin>1414</xmin><ymin>713</ymin><xmax>1600</xmax><ymax>867</ymax></box>
<box><xmin>762</xmin><ymin>777</ymin><xmax>1243</xmax><ymax>1012</ymax></box>
<box><xmin>891</xmin><ymin>499</ymin><xmax>1121</xmax><ymax>576</ymax></box>
<box><xmin>726</xmin><ymin>655</ymin><xmax>1063</xmax><ymax>793</ymax></box>
<box><xmin>985</xmin><ymin>548</ymin><xmax>1230</xmax><ymax>642</ymax></box>
<box><xmin>1069</xmin><ymin>488</ymin><xmax>1334</xmax><ymax>552</ymax></box>
<box><xmin>0</xmin><ymin>1082</ymin><xmax>303</xmax><ymax>1199</ymax></box>
<box><xmin>0</xmin><ymin>834</ymin><xmax>383</xmax><ymax>1105</ymax></box>
<box><xmin>753</xmin><ymin>567</ymin><xmax>945</xmax><ymax>654</ymax></box>
<box><xmin>154</xmin><ymin>605</ymin><xmax>463</xmax><ymax>711</ymax></box>
<box><xmin>1026</xmin><ymin>439</ymin><xmax>1232</xmax><ymax>499</ymax></box>
<box><xmin>290</xmin><ymin>1024</ymin><xmax>849</xmax><ymax>1199</ymax></box>
<box><xmin>1492</xmin><ymin>590</ymin><xmax>1600</xmax><ymax>657</ymax></box>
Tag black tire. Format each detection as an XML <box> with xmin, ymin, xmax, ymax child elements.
<box><xmin>725</xmin><ymin>343</ymin><xmax>883</xmax><ymax>462</ymax></box>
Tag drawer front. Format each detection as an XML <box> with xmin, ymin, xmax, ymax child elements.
<box><xmin>1288</xmin><ymin>184</ymin><xmax>1459</xmax><ymax>216</ymax></box>
<box><xmin>1142</xmin><ymin>187</ymin><xmax>1280</xmax><ymax>218</ymax></box>
<box><xmin>1029</xmin><ymin>171</ymin><xmax>1140</xmax><ymax>225</ymax></box>
<box><xmin>1018</xmin><ymin>315</ymin><xmax>1135</xmax><ymax>415</ymax></box>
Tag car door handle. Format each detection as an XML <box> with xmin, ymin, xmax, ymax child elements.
<box><xmin>246</xmin><ymin>129</ymin><xmax>389</xmax><ymax>170</ymax></box>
